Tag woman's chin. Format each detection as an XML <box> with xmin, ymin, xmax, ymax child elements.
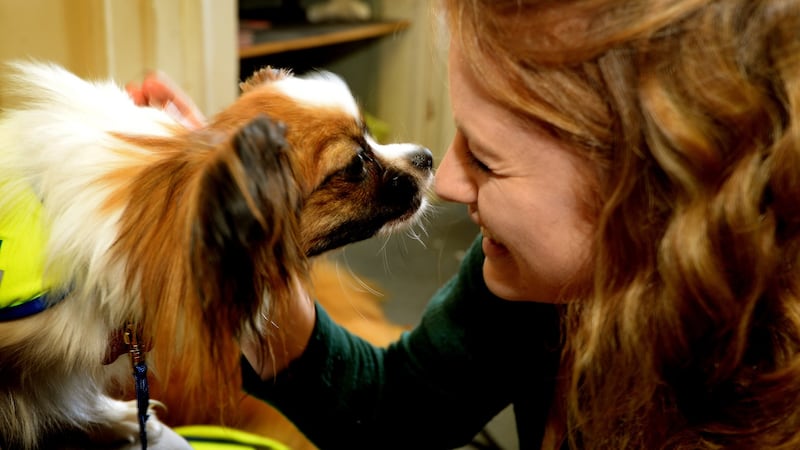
<box><xmin>482</xmin><ymin>257</ymin><xmax>525</xmax><ymax>301</ymax></box>
<box><xmin>482</xmin><ymin>257</ymin><xmax>563</xmax><ymax>303</ymax></box>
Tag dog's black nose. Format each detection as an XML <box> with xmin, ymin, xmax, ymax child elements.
<box><xmin>411</xmin><ymin>147</ymin><xmax>433</xmax><ymax>171</ymax></box>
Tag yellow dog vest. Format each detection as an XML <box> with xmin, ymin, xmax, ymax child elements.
<box><xmin>0</xmin><ymin>180</ymin><xmax>51</xmax><ymax>311</ymax></box>
<box><xmin>176</xmin><ymin>425</ymin><xmax>290</xmax><ymax>450</ymax></box>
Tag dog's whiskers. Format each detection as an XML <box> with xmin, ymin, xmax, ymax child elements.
<box><xmin>376</xmin><ymin>235</ymin><xmax>394</xmax><ymax>258</ymax></box>
<box><xmin>341</xmin><ymin>258</ymin><xmax>385</xmax><ymax>298</ymax></box>
<box><xmin>405</xmin><ymin>226</ymin><xmax>428</xmax><ymax>249</ymax></box>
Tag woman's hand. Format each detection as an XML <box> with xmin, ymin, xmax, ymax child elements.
<box><xmin>125</xmin><ymin>71</ymin><xmax>206</xmax><ymax>130</ymax></box>
<box><xmin>241</xmin><ymin>276</ymin><xmax>317</xmax><ymax>380</ymax></box>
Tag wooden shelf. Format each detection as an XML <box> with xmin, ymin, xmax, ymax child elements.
<box><xmin>239</xmin><ymin>19</ymin><xmax>410</xmax><ymax>59</ymax></box>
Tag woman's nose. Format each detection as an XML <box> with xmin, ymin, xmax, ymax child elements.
<box><xmin>434</xmin><ymin>142</ymin><xmax>477</xmax><ymax>205</ymax></box>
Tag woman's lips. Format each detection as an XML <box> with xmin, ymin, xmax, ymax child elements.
<box><xmin>480</xmin><ymin>226</ymin><xmax>507</xmax><ymax>257</ymax></box>
<box><xmin>471</xmin><ymin>208</ymin><xmax>507</xmax><ymax>256</ymax></box>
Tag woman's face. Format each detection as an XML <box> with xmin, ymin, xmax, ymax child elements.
<box><xmin>434</xmin><ymin>40</ymin><xmax>594</xmax><ymax>302</ymax></box>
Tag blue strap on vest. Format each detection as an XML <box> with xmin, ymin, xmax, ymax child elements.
<box><xmin>0</xmin><ymin>291</ymin><xmax>68</xmax><ymax>321</ymax></box>
<box><xmin>0</xmin><ymin>295</ymin><xmax>51</xmax><ymax>321</ymax></box>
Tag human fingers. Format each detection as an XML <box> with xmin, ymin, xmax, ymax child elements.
<box><xmin>141</xmin><ymin>73</ymin><xmax>206</xmax><ymax>129</ymax></box>
<box><xmin>125</xmin><ymin>81</ymin><xmax>147</xmax><ymax>107</ymax></box>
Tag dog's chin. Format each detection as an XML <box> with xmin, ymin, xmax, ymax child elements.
<box><xmin>304</xmin><ymin>217</ymin><xmax>410</xmax><ymax>257</ymax></box>
<box><xmin>303</xmin><ymin>198</ymin><xmax>428</xmax><ymax>257</ymax></box>
<box><xmin>305</xmin><ymin>234</ymin><xmax>368</xmax><ymax>258</ymax></box>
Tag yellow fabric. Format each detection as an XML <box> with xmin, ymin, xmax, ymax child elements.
<box><xmin>0</xmin><ymin>181</ymin><xmax>49</xmax><ymax>308</ymax></box>
<box><xmin>175</xmin><ymin>425</ymin><xmax>291</xmax><ymax>450</ymax></box>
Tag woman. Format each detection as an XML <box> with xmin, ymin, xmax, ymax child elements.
<box><xmin>133</xmin><ymin>0</ymin><xmax>800</xmax><ymax>448</ymax></box>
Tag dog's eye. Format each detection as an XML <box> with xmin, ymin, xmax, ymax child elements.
<box><xmin>344</xmin><ymin>149</ymin><xmax>368</xmax><ymax>180</ymax></box>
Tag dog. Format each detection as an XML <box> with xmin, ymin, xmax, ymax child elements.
<box><xmin>0</xmin><ymin>61</ymin><xmax>432</xmax><ymax>449</ymax></box>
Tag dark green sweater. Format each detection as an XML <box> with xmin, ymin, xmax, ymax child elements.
<box><xmin>243</xmin><ymin>236</ymin><xmax>562</xmax><ymax>449</ymax></box>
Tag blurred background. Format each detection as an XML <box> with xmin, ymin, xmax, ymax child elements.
<box><xmin>0</xmin><ymin>0</ymin><xmax>516</xmax><ymax>448</ymax></box>
<box><xmin>0</xmin><ymin>0</ymin><xmax>453</xmax><ymax>159</ymax></box>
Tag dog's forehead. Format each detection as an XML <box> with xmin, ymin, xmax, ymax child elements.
<box><xmin>272</xmin><ymin>72</ymin><xmax>361</xmax><ymax>120</ymax></box>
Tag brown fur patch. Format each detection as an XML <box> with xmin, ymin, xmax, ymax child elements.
<box><xmin>212</xmin><ymin>84</ymin><xmax>365</xmax><ymax>193</ymax></box>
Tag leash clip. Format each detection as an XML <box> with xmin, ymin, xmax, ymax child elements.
<box><xmin>124</xmin><ymin>322</ymin><xmax>150</xmax><ymax>450</ymax></box>
<box><xmin>124</xmin><ymin>323</ymin><xmax>144</xmax><ymax>367</ymax></box>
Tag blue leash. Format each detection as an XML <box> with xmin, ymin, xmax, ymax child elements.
<box><xmin>125</xmin><ymin>323</ymin><xmax>150</xmax><ymax>450</ymax></box>
<box><xmin>0</xmin><ymin>290</ymin><xmax>150</xmax><ymax>448</ymax></box>
<box><xmin>0</xmin><ymin>277</ymin><xmax>149</xmax><ymax>447</ymax></box>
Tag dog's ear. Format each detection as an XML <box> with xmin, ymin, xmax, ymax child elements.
<box><xmin>190</xmin><ymin>114</ymin><xmax>305</xmax><ymax>345</ymax></box>
<box><xmin>239</xmin><ymin>66</ymin><xmax>293</xmax><ymax>93</ymax></box>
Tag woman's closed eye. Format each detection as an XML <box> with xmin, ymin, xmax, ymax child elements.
<box><xmin>455</xmin><ymin>128</ymin><xmax>493</xmax><ymax>174</ymax></box>
<box><xmin>465</xmin><ymin>147</ymin><xmax>491</xmax><ymax>173</ymax></box>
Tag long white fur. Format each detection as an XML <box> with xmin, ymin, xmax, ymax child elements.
<box><xmin>0</xmin><ymin>62</ymin><xmax>179</xmax><ymax>315</ymax></box>
<box><xmin>271</xmin><ymin>71</ymin><xmax>362</xmax><ymax>119</ymax></box>
<box><xmin>0</xmin><ymin>61</ymin><xmax>179</xmax><ymax>448</ymax></box>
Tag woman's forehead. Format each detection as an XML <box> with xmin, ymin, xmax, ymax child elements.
<box><xmin>447</xmin><ymin>41</ymin><xmax>497</xmax><ymax>117</ymax></box>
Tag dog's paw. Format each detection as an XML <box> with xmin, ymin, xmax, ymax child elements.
<box><xmin>85</xmin><ymin>398</ymin><xmax>166</xmax><ymax>447</ymax></box>
<box><xmin>109</xmin><ymin>427</ymin><xmax>194</xmax><ymax>450</ymax></box>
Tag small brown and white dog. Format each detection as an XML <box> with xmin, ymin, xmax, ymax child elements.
<box><xmin>0</xmin><ymin>61</ymin><xmax>432</xmax><ymax>449</ymax></box>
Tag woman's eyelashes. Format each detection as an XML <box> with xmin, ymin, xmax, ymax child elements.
<box><xmin>456</xmin><ymin>130</ymin><xmax>492</xmax><ymax>174</ymax></box>
<box><xmin>468</xmin><ymin>149</ymin><xmax>492</xmax><ymax>173</ymax></box>
<box><xmin>464</xmin><ymin>142</ymin><xmax>492</xmax><ymax>174</ymax></box>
